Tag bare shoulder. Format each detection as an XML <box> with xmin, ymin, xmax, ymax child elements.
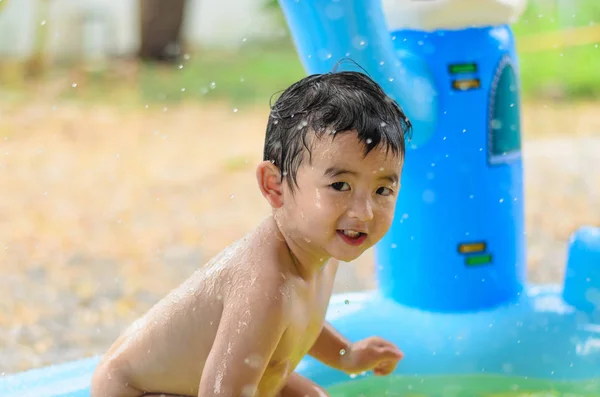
<box><xmin>230</xmin><ymin>220</ymin><xmax>291</xmax><ymax>298</ymax></box>
<box><xmin>226</xmin><ymin>242</ymin><xmax>293</xmax><ymax>309</ymax></box>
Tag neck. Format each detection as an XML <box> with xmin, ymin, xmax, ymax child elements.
<box><xmin>267</xmin><ymin>215</ymin><xmax>330</xmax><ymax>280</ymax></box>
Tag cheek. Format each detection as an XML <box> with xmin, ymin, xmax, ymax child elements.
<box><xmin>310</xmin><ymin>188</ymin><xmax>343</xmax><ymax>212</ymax></box>
<box><xmin>375</xmin><ymin>201</ymin><xmax>397</xmax><ymax>229</ymax></box>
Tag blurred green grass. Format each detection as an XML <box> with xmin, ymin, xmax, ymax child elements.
<box><xmin>514</xmin><ymin>0</ymin><xmax>600</xmax><ymax>99</ymax></box>
<box><xmin>22</xmin><ymin>0</ymin><xmax>600</xmax><ymax>106</ymax></box>
<box><xmin>137</xmin><ymin>44</ymin><xmax>305</xmax><ymax>106</ymax></box>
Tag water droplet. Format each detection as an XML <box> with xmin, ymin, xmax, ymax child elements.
<box><xmin>380</xmin><ymin>121</ymin><xmax>387</xmax><ymax>127</ymax></box>
<box><xmin>388</xmin><ymin>77</ymin><xmax>394</xmax><ymax>82</ymax></box>
<box><xmin>178</xmin><ymin>64</ymin><xmax>184</xmax><ymax>69</ymax></box>
<box><xmin>366</xmin><ymin>138</ymin><xmax>373</xmax><ymax>144</ymax></box>
<box><xmin>184</xmin><ymin>53</ymin><xmax>191</xmax><ymax>60</ymax></box>
<box><xmin>230</xmin><ymin>194</ymin><xmax>235</xmax><ymax>199</ymax></box>
<box><xmin>344</xmin><ymin>299</ymin><xmax>350</xmax><ymax>305</ymax></box>
<box><xmin>443</xmin><ymin>136</ymin><xmax>447</xmax><ymax>140</ymax></box>
<box><xmin>233</xmin><ymin>108</ymin><xmax>238</xmax><ymax>113</ymax></box>
<box><xmin>181</xmin><ymin>88</ymin><xmax>186</xmax><ymax>92</ymax></box>
<box><xmin>422</xmin><ymin>190</ymin><xmax>435</xmax><ymax>203</ymax></box>
<box><xmin>210</xmin><ymin>81</ymin><xmax>216</xmax><ymax>89</ymax></box>
<box><xmin>462</xmin><ymin>129</ymin><xmax>467</xmax><ymax>133</ymax></box>
<box><xmin>242</xmin><ymin>37</ymin><xmax>247</xmax><ymax>43</ymax></box>
<box><xmin>491</xmin><ymin>119</ymin><xmax>502</xmax><ymax>129</ymax></box>
<box><xmin>499</xmin><ymin>198</ymin><xmax>504</xmax><ymax>203</ymax></box>
<box><xmin>72</xmin><ymin>83</ymin><xmax>77</xmax><ymax>88</ymax></box>
<box><xmin>240</xmin><ymin>77</ymin><xmax>245</xmax><ymax>82</ymax></box>
<box><xmin>242</xmin><ymin>385</ymin><xmax>257</xmax><ymax>396</ymax></box>
<box><xmin>339</xmin><ymin>349</ymin><xmax>346</xmax><ymax>355</ymax></box>
<box><xmin>40</xmin><ymin>20</ymin><xmax>46</xmax><ymax>25</ymax></box>
<box><xmin>391</xmin><ymin>243</ymin><xmax>397</xmax><ymax>249</ymax></box>
<box><xmin>244</xmin><ymin>354</ymin><xmax>263</xmax><ymax>369</ymax></box>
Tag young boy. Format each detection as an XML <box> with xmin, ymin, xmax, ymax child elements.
<box><xmin>91</xmin><ymin>70</ymin><xmax>411</xmax><ymax>397</ymax></box>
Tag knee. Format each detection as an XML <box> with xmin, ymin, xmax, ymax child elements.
<box><xmin>304</xmin><ymin>384</ymin><xmax>330</xmax><ymax>397</ymax></box>
<box><xmin>91</xmin><ymin>360</ymin><xmax>138</xmax><ymax>397</ymax></box>
<box><xmin>314</xmin><ymin>385</ymin><xmax>330</xmax><ymax>397</ymax></box>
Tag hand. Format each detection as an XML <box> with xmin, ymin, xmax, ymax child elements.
<box><xmin>341</xmin><ymin>336</ymin><xmax>404</xmax><ymax>376</ymax></box>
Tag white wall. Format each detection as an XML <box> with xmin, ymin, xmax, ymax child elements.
<box><xmin>0</xmin><ymin>0</ymin><xmax>280</xmax><ymax>60</ymax></box>
<box><xmin>0</xmin><ymin>0</ymin><xmax>38</xmax><ymax>58</ymax></box>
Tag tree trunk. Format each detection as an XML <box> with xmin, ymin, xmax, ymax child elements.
<box><xmin>139</xmin><ymin>0</ymin><xmax>186</xmax><ymax>63</ymax></box>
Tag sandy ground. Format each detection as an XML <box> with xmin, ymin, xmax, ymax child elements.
<box><xmin>0</xmin><ymin>99</ymin><xmax>599</xmax><ymax>374</ymax></box>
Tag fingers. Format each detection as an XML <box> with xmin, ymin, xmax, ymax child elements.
<box><xmin>351</xmin><ymin>336</ymin><xmax>403</xmax><ymax>376</ymax></box>
<box><xmin>375</xmin><ymin>343</ymin><xmax>404</xmax><ymax>360</ymax></box>
<box><xmin>368</xmin><ymin>338</ymin><xmax>403</xmax><ymax>376</ymax></box>
<box><xmin>373</xmin><ymin>360</ymin><xmax>399</xmax><ymax>376</ymax></box>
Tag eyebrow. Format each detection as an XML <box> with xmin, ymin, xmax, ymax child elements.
<box><xmin>324</xmin><ymin>166</ymin><xmax>399</xmax><ymax>184</ymax></box>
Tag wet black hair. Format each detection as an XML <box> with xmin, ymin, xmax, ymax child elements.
<box><xmin>263</xmin><ymin>66</ymin><xmax>412</xmax><ymax>192</ymax></box>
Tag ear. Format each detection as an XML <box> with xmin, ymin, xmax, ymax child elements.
<box><xmin>256</xmin><ymin>161</ymin><xmax>285</xmax><ymax>208</ymax></box>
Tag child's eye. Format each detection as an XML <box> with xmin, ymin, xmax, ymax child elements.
<box><xmin>377</xmin><ymin>187</ymin><xmax>393</xmax><ymax>196</ymax></box>
<box><xmin>331</xmin><ymin>182</ymin><xmax>350</xmax><ymax>191</ymax></box>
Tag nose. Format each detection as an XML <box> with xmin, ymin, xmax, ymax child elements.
<box><xmin>347</xmin><ymin>195</ymin><xmax>374</xmax><ymax>222</ymax></box>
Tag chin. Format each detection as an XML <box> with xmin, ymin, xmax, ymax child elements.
<box><xmin>330</xmin><ymin>248</ymin><xmax>368</xmax><ymax>263</ymax></box>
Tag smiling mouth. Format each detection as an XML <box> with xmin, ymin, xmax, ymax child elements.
<box><xmin>336</xmin><ymin>230</ymin><xmax>368</xmax><ymax>246</ymax></box>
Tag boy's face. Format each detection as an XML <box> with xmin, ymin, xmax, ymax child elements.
<box><xmin>281</xmin><ymin>131</ymin><xmax>403</xmax><ymax>263</ymax></box>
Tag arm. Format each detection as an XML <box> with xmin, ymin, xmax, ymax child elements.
<box><xmin>198</xmin><ymin>284</ymin><xmax>289</xmax><ymax>397</ymax></box>
<box><xmin>307</xmin><ymin>321</ymin><xmax>353</xmax><ymax>372</ymax></box>
<box><xmin>308</xmin><ymin>324</ymin><xmax>405</xmax><ymax>376</ymax></box>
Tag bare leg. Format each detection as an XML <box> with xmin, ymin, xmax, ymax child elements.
<box><xmin>142</xmin><ymin>394</ymin><xmax>193</xmax><ymax>396</ymax></box>
<box><xmin>277</xmin><ymin>372</ymin><xmax>330</xmax><ymax>397</ymax></box>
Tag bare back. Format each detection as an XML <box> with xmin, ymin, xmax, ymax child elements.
<box><xmin>92</xmin><ymin>218</ymin><xmax>338</xmax><ymax>397</ymax></box>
